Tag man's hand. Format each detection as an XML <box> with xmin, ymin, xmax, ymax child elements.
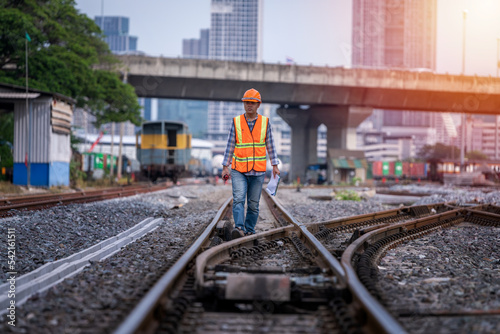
<box><xmin>272</xmin><ymin>165</ymin><xmax>280</xmax><ymax>178</ymax></box>
<box><xmin>222</xmin><ymin>166</ymin><xmax>230</xmax><ymax>181</ymax></box>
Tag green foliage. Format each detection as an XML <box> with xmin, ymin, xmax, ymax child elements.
<box><xmin>418</xmin><ymin>143</ymin><xmax>489</xmax><ymax>162</ymax></box>
<box><xmin>0</xmin><ymin>0</ymin><xmax>142</xmax><ymax>126</ymax></box>
<box><xmin>0</xmin><ymin>144</ymin><xmax>12</xmax><ymax>166</ymax></box>
<box><xmin>466</xmin><ymin>150</ymin><xmax>489</xmax><ymax>160</ymax></box>
<box><xmin>350</xmin><ymin>177</ymin><xmax>361</xmax><ymax>186</ymax></box>
<box><xmin>0</xmin><ymin>113</ymin><xmax>14</xmax><ymax>142</ymax></box>
<box><xmin>335</xmin><ymin>190</ymin><xmax>361</xmax><ymax>201</ymax></box>
<box><xmin>418</xmin><ymin>143</ymin><xmax>460</xmax><ymax>161</ymax></box>
<box><xmin>0</xmin><ymin>113</ymin><xmax>14</xmax><ymax>169</ymax></box>
<box><xmin>69</xmin><ymin>156</ymin><xmax>86</xmax><ymax>188</ymax></box>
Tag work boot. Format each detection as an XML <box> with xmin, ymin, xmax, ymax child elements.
<box><xmin>231</xmin><ymin>227</ymin><xmax>245</xmax><ymax>240</ymax></box>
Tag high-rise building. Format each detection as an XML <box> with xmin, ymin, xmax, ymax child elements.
<box><xmin>157</xmin><ymin>99</ymin><xmax>208</xmax><ymax>138</ymax></box>
<box><xmin>153</xmin><ymin>28</ymin><xmax>211</xmax><ymax>137</ymax></box>
<box><xmin>183</xmin><ymin>29</ymin><xmax>210</xmax><ymax>59</ymax></box>
<box><xmin>352</xmin><ymin>0</ymin><xmax>450</xmax><ymax>157</ymax></box>
<box><xmin>87</xmin><ymin>16</ymin><xmax>140</xmax><ymax>137</ymax></box>
<box><xmin>206</xmin><ymin>0</ymin><xmax>263</xmax><ymax>153</ymax></box>
<box><xmin>94</xmin><ymin>16</ymin><xmax>138</xmax><ymax>54</ymax></box>
<box><xmin>209</xmin><ymin>0</ymin><xmax>262</xmax><ymax>61</ymax></box>
<box><xmin>352</xmin><ymin>0</ymin><xmax>436</xmax><ymax>69</ymax></box>
<box><xmin>459</xmin><ymin>115</ymin><xmax>500</xmax><ymax>160</ymax></box>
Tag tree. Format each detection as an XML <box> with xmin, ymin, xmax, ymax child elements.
<box><xmin>466</xmin><ymin>150</ymin><xmax>489</xmax><ymax>161</ymax></box>
<box><xmin>0</xmin><ymin>0</ymin><xmax>142</xmax><ymax>126</ymax></box>
<box><xmin>417</xmin><ymin>143</ymin><xmax>460</xmax><ymax>161</ymax></box>
<box><xmin>0</xmin><ymin>113</ymin><xmax>14</xmax><ymax>180</ymax></box>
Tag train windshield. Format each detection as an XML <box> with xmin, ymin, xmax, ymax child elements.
<box><xmin>143</xmin><ymin>123</ymin><xmax>162</xmax><ymax>134</ymax></box>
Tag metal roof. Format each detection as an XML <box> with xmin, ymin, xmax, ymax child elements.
<box><xmin>0</xmin><ymin>92</ymin><xmax>40</xmax><ymax>99</ymax></box>
<box><xmin>0</xmin><ymin>83</ymin><xmax>75</xmax><ymax>104</ymax></box>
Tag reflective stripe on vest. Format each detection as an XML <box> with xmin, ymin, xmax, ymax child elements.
<box><xmin>232</xmin><ymin>114</ymin><xmax>268</xmax><ymax>173</ymax></box>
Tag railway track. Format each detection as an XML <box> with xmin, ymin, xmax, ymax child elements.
<box><xmin>2</xmin><ymin>184</ymin><xmax>496</xmax><ymax>333</ymax></box>
<box><xmin>113</xmin><ymin>190</ymin><xmax>498</xmax><ymax>334</ymax></box>
<box><xmin>341</xmin><ymin>204</ymin><xmax>500</xmax><ymax>334</ymax></box>
<box><xmin>0</xmin><ymin>183</ymin><xmax>170</xmax><ymax>217</ymax></box>
<box><xmin>115</xmin><ymin>191</ymin><xmax>405</xmax><ymax>334</ymax></box>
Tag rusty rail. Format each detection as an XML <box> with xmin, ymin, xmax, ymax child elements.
<box><xmin>0</xmin><ymin>183</ymin><xmax>169</xmax><ymax>217</ymax></box>
<box><xmin>114</xmin><ymin>196</ymin><xmax>233</xmax><ymax>334</ymax></box>
<box><xmin>114</xmin><ymin>191</ymin><xmax>469</xmax><ymax>334</ymax></box>
<box><xmin>340</xmin><ymin>208</ymin><xmax>472</xmax><ymax>334</ymax></box>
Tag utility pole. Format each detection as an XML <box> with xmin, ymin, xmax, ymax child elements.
<box><xmin>25</xmin><ymin>32</ymin><xmax>31</xmax><ymax>188</ymax></box>
<box><xmin>117</xmin><ymin>71</ymin><xmax>128</xmax><ymax>181</ymax></box>
<box><xmin>460</xmin><ymin>10</ymin><xmax>467</xmax><ymax>173</ymax></box>
<box><xmin>496</xmin><ymin>38</ymin><xmax>500</xmax><ymax>160</ymax></box>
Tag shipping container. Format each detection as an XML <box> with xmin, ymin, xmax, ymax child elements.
<box><xmin>370</xmin><ymin>160</ymin><xmax>428</xmax><ymax>180</ymax></box>
<box><xmin>382</xmin><ymin>161</ymin><xmax>390</xmax><ymax>176</ymax></box>
<box><xmin>410</xmin><ymin>163</ymin><xmax>427</xmax><ymax>178</ymax></box>
<box><xmin>394</xmin><ymin>162</ymin><xmax>403</xmax><ymax>176</ymax></box>
<box><xmin>372</xmin><ymin>161</ymin><xmax>383</xmax><ymax>176</ymax></box>
<box><xmin>402</xmin><ymin>162</ymin><xmax>410</xmax><ymax>176</ymax></box>
<box><xmin>388</xmin><ymin>161</ymin><xmax>395</xmax><ymax>176</ymax></box>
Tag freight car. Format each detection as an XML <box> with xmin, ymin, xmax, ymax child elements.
<box><xmin>371</xmin><ymin>161</ymin><xmax>427</xmax><ymax>180</ymax></box>
<box><xmin>136</xmin><ymin>121</ymin><xmax>192</xmax><ymax>182</ymax></box>
<box><xmin>428</xmin><ymin>160</ymin><xmax>500</xmax><ymax>183</ymax></box>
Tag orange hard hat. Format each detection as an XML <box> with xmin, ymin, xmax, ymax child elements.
<box><xmin>241</xmin><ymin>88</ymin><xmax>262</xmax><ymax>103</ymax></box>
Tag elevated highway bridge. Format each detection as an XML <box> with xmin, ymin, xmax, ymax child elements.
<box><xmin>117</xmin><ymin>55</ymin><xmax>500</xmax><ymax>181</ymax></box>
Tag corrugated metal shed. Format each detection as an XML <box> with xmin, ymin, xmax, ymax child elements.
<box><xmin>14</xmin><ymin>98</ymin><xmax>51</xmax><ymax>163</ymax></box>
<box><xmin>0</xmin><ymin>83</ymin><xmax>75</xmax><ymax>187</ymax></box>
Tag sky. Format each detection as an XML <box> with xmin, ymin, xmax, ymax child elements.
<box><xmin>75</xmin><ymin>0</ymin><xmax>500</xmax><ymax>77</ymax></box>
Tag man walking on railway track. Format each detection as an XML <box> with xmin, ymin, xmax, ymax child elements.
<box><xmin>221</xmin><ymin>88</ymin><xmax>280</xmax><ymax>239</ymax></box>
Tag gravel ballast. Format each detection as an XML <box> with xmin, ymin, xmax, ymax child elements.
<box><xmin>0</xmin><ymin>183</ymin><xmax>498</xmax><ymax>333</ymax></box>
<box><xmin>0</xmin><ymin>185</ymin><xmax>227</xmax><ymax>277</ymax></box>
<box><xmin>377</xmin><ymin>224</ymin><xmax>500</xmax><ymax>334</ymax></box>
<box><xmin>0</xmin><ymin>184</ymin><xmax>231</xmax><ymax>333</ymax></box>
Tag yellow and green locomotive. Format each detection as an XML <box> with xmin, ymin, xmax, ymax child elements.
<box><xmin>136</xmin><ymin>121</ymin><xmax>191</xmax><ymax>182</ymax></box>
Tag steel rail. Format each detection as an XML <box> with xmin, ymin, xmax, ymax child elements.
<box><xmin>304</xmin><ymin>202</ymin><xmax>450</xmax><ymax>235</ymax></box>
<box><xmin>261</xmin><ymin>190</ymin><xmax>347</xmax><ymax>282</ymax></box>
<box><xmin>195</xmin><ymin>225</ymin><xmax>295</xmax><ymax>290</ymax></box>
<box><xmin>340</xmin><ymin>208</ymin><xmax>466</xmax><ymax>334</ymax></box>
<box><xmin>466</xmin><ymin>203</ymin><xmax>500</xmax><ymax>215</ymax></box>
<box><xmin>197</xmin><ymin>190</ymin><xmax>414</xmax><ymax>332</ymax></box>
<box><xmin>114</xmin><ymin>196</ymin><xmax>233</xmax><ymax>334</ymax></box>
<box><xmin>0</xmin><ymin>183</ymin><xmax>169</xmax><ymax>217</ymax></box>
<box><xmin>0</xmin><ymin>183</ymin><xmax>162</xmax><ymax>204</ymax></box>
<box><xmin>115</xmin><ymin>191</ymin><xmax>460</xmax><ymax>333</ymax></box>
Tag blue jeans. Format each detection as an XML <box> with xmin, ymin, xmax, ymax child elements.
<box><xmin>231</xmin><ymin>169</ymin><xmax>265</xmax><ymax>234</ymax></box>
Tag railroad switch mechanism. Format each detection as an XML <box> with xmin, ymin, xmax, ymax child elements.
<box><xmin>216</xmin><ymin>219</ymin><xmax>233</xmax><ymax>241</ymax></box>
<box><xmin>225</xmin><ymin>274</ymin><xmax>291</xmax><ymax>301</ymax></box>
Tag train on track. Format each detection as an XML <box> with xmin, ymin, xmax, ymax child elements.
<box><xmin>136</xmin><ymin>120</ymin><xmax>192</xmax><ymax>182</ymax></box>
<box><xmin>371</xmin><ymin>161</ymin><xmax>427</xmax><ymax>180</ymax></box>
<box><xmin>370</xmin><ymin>159</ymin><xmax>500</xmax><ymax>183</ymax></box>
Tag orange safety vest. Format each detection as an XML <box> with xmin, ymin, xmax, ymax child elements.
<box><xmin>232</xmin><ymin>114</ymin><xmax>269</xmax><ymax>173</ymax></box>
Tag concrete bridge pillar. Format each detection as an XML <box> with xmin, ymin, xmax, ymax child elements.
<box><xmin>278</xmin><ymin>105</ymin><xmax>372</xmax><ymax>183</ymax></box>
<box><xmin>277</xmin><ymin>106</ymin><xmax>321</xmax><ymax>183</ymax></box>
<box><xmin>309</xmin><ymin>105</ymin><xmax>373</xmax><ymax>151</ymax></box>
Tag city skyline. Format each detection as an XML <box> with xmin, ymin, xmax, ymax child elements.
<box><xmin>75</xmin><ymin>0</ymin><xmax>500</xmax><ymax>77</ymax></box>
<box><xmin>73</xmin><ymin>0</ymin><xmax>500</xmax><ymax>163</ymax></box>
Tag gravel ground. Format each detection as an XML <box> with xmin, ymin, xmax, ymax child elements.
<box><xmin>0</xmin><ymin>184</ymin><xmax>232</xmax><ymax>333</ymax></box>
<box><xmin>377</xmin><ymin>223</ymin><xmax>500</xmax><ymax>334</ymax></box>
<box><xmin>387</xmin><ymin>184</ymin><xmax>500</xmax><ymax>205</ymax></box>
<box><xmin>0</xmin><ymin>185</ymin><xmax>229</xmax><ymax>277</ymax></box>
<box><xmin>278</xmin><ymin>185</ymin><xmax>500</xmax><ymax>334</ymax></box>
<box><xmin>277</xmin><ymin>187</ymin><xmax>387</xmax><ymax>222</ymax></box>
<box><xmin>0</xmin><ymin>183</ymin><xmax>498</xmax><ymax>333</ymax></box>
